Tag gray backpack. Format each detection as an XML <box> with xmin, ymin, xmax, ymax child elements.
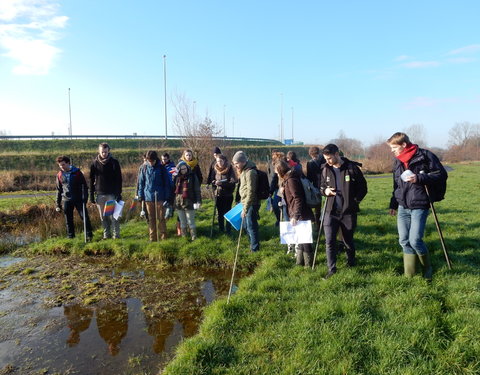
<box><xmin>300</xmin><ymin>177</ymin><xmax>322</xmax><ymax>208</ymax></box>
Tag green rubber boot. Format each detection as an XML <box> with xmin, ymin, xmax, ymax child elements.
<box><xmin>403</xmin><ymin>253</ymin><xmax>417</xmax><ymax>277</ymax></box>
<box><xmin>418</xmin><ymin>253</ymin><xmax>433</xmax><ymax>281</ymax></box>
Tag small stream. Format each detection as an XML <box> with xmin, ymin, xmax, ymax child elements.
<box><xmin>0</xmin><ymin>257</ymin><xmax>242</xmax><ymax>375</ymax></box>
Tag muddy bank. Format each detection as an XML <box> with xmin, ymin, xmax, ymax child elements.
<box><xmin>0</xmin><ymin>256</ymin><xmax>243</xmax><ymax>375</ymax></box>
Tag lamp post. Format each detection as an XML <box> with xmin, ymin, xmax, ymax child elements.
<box><xmin>223</xmin><ymin>105</ymin><xmax>226</xmax><ymax>137</ymax></box>
<box><xmin>68</xmin><ymin>88</ymin><xmax>72</xmax><ymax>137</ymax></box>
<box><xmin>163</xmin><ymin>55</ymin><xmax>168</xmax><ymax>140</ymax></box>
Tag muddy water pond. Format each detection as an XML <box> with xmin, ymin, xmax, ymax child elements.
<box><xmin>0</xmin><ymin>256</ymin><xmax>243</xmax><ymax>375</ymax></box>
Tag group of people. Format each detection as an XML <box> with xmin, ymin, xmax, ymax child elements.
<box><xmin>55</xmin><ymin>132</ymin><xmax>447</xmax><ymax>279</ymax></box>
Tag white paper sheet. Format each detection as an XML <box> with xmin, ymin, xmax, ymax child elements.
<box><xmin>279</xmin><ymin>220</ymin><xmax>313</xmax><ymax>245</ymax></box>
<box><xmin>113</xmin><ymin>200</ymin><xmax>125</xmax><ymax>220</ymax></box>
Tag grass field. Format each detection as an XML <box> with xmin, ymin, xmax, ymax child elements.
<box><xmin>160</xmin><ymin>163</ymin><xmax>480</xmax><ymax>375</ymax></box>
<box><xmin>5</xmin><ymin>163</ymin><xmax>480</xmax><ymax>374</ymax></box>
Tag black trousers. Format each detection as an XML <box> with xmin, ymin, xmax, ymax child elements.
<box><xmin>63</xmin><ymin>200</ymin><xmax>93</xmax><ymax>238</ymax></box>
<box><xmin>323</xmin><ymin>212</ymin><xmax>357</xmax><ymax>272</ymax></box>
<box><xmin>216</xmin><ymin>195</ymin><xmax>233</xmax><ymax>233</ymax></box>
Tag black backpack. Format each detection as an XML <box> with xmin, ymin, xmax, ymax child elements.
<box><xmin>420</xmin><ymin>150</ymin><xmax>448</xmax><ymax>202</ymax></box>
<box><xmin>255</xmin><ymin>169</ymin><xmax>270</xmax><ymax>200</ymax></box>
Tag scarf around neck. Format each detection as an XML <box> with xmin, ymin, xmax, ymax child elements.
<box><xmin>396</xmin><ymin>144</ymin><xmax>418</xmax><ymax>169</ymax></box>
<box><xmin>215</xmin><ymin>161</ymin><xmax>230</xmax><ymax>175</ymax></box>
<box><xmin>97</xmin><ymin>153</ymin><xmax>111</xmax><ymax>165</ymax></box>
<box><xmin>182</xmin><ymin>157</ymin><xmax>198</xmax><ymax>170</ymax></box>
<box><xmin>175</xmin><ymin>174</ymin><xmax>189</xmax><ymax>199</ymax></box>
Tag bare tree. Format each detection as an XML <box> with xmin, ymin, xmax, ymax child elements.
<box><xmin>172</xmin><ymin>92</ymin><xmax>223</xmax><ymax>175</ymax></box>
<box><xmin>363</xmin><ymin>138</ymin><xmax>393</xmax><ymax>173</ymax></box>
<box><xmin>329</xmin><ymin>130</ymin><xmax>364</xmax><ymax>159</ymax></box>
<box><xmin>404</xmin><ymin>124</ymin><xmax>427</xmax><ymax>147</ymax></box>
<box><xmin>445</xmin><ymin>122</ymin><xmax>480</xmax><ymax>161</ymax></box>
<box><xmin>448</xmin><ymin>122</ymin><xmax>479</xmax><ymax>147</ymax></box>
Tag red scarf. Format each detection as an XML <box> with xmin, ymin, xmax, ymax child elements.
<box><xmin>396</xmin><ymin>144</ymin><xmax>418</xmax><ymax>169</ymax></box>
<box><xmin>288</xmin><ymin>159</ymin><xmax>298</xmax><ymax>168</ymax></box>
<box><xmin>175</xmin><ymin>175</ymin><xmax>189</xmax><ymax>199</ymax></box>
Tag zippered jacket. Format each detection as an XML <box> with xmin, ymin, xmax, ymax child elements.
<box><xmin>137</xmin><ymin>162</ymin><xmax>172</xmax><ymax>202</ymax></box>
<box><xmin>320</xmin><ymin>158</ymin><xmax>367</xmax><ymax>215</ymax></box>
<box><xmin>389</xmin><ymin>148</ymin><xmax>447</xmax><ymax>210</ymax></box>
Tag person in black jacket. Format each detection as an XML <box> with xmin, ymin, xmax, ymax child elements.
<box><xmin>387</xmin><ymin>132</ymin><xmax>447</xmax><ymax>280</ymax></box>
<box><xmin>56</xmin><ymin>156</ymin><xmax>93</xmax><ymax>240</ymax></box>
<box><xmin>89</xmin><ymin>143</ymin><xmax>123</xmax><ymax>239</ymax></box>
<box><xmin>211</xmin><ymin>154</ymin><xmax>237</xmax><ymax>234</ymax></box>
<box><xmin>320</xmin><ymin>144</ymin><xmax>367</xmax><ymax>279</ymax></box>
<box><xmin>206</xmin><ymin>146</ymin><xmax>222</xmax><ymax>187</ymax></box>
<box><xmin>306</xmin><ymin>146</ymin><xmax>326</xmax><ymax>229</ymax></box>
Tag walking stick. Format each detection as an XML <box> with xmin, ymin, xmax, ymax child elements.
<box><xmin>81</xmin><ymin>185</ymin><xmax>87</xmax><ymax>243</ymax></box>
<box><xmin>227</xmin><ymin>217</ymin><xmax>244</xmax><ymax>304</ymax></box>
<box><xmin>312</xmin><ymin>196</ymin><xmax>329</xmax><ymax>270</ymax></box>
<box><xmin>424</xmin><ymin>185</ymin><xmax>452</xmax><ymax>270</ymax></box>
<box><xmin>210</xmin><ymin>187</ymin><xmax>218</xmax><ymax>238</ymax></box>
<box><xmin>154</xmin><ymin>191</ymin><xmax>159</xmax><ymax>242</ymax></box>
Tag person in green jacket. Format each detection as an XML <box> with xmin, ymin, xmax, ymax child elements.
<box><xmin>232</xmin><ymin>151</ymin><xmax>260</xmax><ymax>251</ymax></box>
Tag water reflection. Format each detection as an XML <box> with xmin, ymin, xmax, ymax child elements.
<box><xmin>96</xmin><ymin>302</ymin><xmax>129</xmax><ymax>356</ymax></box>
<box><xmin>56</xmin><ymin>266</ymin><xmax>242</xmax><ymax>370</ymax></box>
<box><xmin>64</xmin><ymin>304</ymin><xmax>93</xmax><ymax>347</ymax></box>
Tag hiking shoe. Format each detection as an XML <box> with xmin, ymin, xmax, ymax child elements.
<box><xmin>322</xmin><ymin>271</ymin><xmax>336</xmax><ymax>280</ymax></box>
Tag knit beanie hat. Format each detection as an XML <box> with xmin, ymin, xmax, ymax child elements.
<box><xmin>176</xmin><ymin>160</ymin><xmax>190</xmax><ymax>172</ymax></box>
<box><xmin>232</xmin><ymin>151</ymin><xmax>247</xmax><ymax>164</ymax></box>
<box><xmin>213</xmin><ymin>146</ymin><xmax>221</xmax><ymax>154</ymax></box>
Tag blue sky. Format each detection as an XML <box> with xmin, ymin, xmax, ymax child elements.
<box><xmin>0</xmin><ymin>0</ymin><xmax>479</xmax><ymax>148</ymax></box>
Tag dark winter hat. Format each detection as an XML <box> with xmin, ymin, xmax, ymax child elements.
<box><xmin>176</xmin><ymin>160</ymin><xmax>190</xmax><ymax>172</ymax></box>
<box><xmin>213</xmin><ymin>146</ymin><xmax>221</xmax><ymax>154</ymax></box>
<box><xmin>232</xmin><ymin>151</ymin><xmax>247</xmax><ymax>164</ymax></box>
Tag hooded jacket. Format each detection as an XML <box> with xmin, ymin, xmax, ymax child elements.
<box><xmin>320</xmin><ymin>157</ymin><xmax>367</xmax><ymax>215</ymax></box>
<box><xmin>389</xmin><ymin>147</ymin><xmax>447</xmax><ymax>210</ymax></box>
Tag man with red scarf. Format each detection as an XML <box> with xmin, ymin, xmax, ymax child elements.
<box><xmin>387</xmin><ymin>132</ymin><xmax>447</xmax><ymax>280</ymax></box>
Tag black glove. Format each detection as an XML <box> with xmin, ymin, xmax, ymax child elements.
<box><xmin>116</xmin><ymin>195</ymin><xmax>122</xmax><ymax>202</ymax></box>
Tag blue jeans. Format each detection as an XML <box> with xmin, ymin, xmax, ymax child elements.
<box><xmin>397</xmin><ymin>206</ymin><xmax>429</xmax><ymax>255</ymax></box>
<box><xmin>243</xmin><ymin>205</ymin><xmax>260</xmax><ymax>251</ymax></box>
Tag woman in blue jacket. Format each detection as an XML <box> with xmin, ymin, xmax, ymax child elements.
<box><xmin>138</xmin><ymin>150</ymin><xmax>172</xmax><ymax>241</ymax></box>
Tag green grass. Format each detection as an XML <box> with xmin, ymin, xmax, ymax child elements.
<box><xmin>8</xmin><ymin>163</ymin><xmax>480</xmax><ymax>374</ymax></box>
<box><xmin>160</xmin><ymin>163</ymin><xmax>480</xmax><ymax>375</ymax></box>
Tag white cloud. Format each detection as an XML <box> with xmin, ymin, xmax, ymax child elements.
<box><xmin>447</xmin><ymin>57</ymin><xmax>477</xmax><ymax>64</ymax></box>
<box><xmin>401</xmin><ymin>61</ymin><xmax>440</xmax><ymax>68</ymax></box>
<box><xmin>0</xmin><ymin>0</ymin><xmax>68</xmax><ymax>75</ymax></box>
<box><xmin>394</xmin><ymin>55</ymin><xmax>411</xmax><ymax>61</ymax></box>
<box><xmin>447</xmin><ymin>44</ymin><xmax>480</xmax><ymax>55</ymax></box>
